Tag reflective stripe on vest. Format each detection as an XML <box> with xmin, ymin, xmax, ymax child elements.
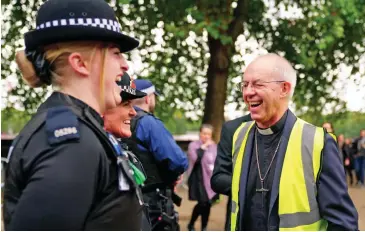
<box><xmin>230</xmin><ymin>121</ymin><xmax>255</xmax><ymax>231</ymax></box>
<box><xmin>230</xmin><ymin>119</ymin><xmax>328</xmax><ymax>231</ymax></box>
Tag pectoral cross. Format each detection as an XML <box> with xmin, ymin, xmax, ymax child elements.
<box><xmin>256</xmin><ymin>180</ymin><xmax>269</xmax><ymax>206</ymax></box>
<box><xmin>254</xmin><ymin>130</ymin><xmax>280</xmax><ymax>206</ymax></box>
<box><xmin>256</xmin><ymin>180</ymin><xmax>269</xmax><ymax>192</ymax></box>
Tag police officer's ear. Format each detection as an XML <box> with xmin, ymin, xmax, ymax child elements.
<box><xmin>68</xmin><ymin>52</ymin><xmax>90</xmax><ymax>77</ymax></box>
<box><xmin>144</xmin><ymin>95</ymin><xmax>149</xmax><ymax>105</ymax></box>
<box><xmin>280</xmin><ymin>81</ymin><xmax>291</xmax><ymax>99</ymax></box>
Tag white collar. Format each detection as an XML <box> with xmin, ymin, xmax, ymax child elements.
<box><xmin>256</xmin><ymin>127</ymin><xmax>274</xmax><ymax>135</ymax></box>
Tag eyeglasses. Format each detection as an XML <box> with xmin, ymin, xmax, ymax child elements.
<box><xmin>236</xmin><ymin>80</ymin><xmax>285</xmax><ymax>92</ymax></box>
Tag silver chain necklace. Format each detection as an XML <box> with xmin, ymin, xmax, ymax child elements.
<box><xmin>255</xmin><ymin>129</ymin><xmax>282</xmax><ymax>192</ymax></box>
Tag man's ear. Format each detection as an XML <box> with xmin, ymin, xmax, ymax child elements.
<box><xmin>145</xmin><ymin>95</ymin><xmax>149</xmax><ymax>104</ymax></box>
<box><xmin>281</xmin><ymin>82</ymin><xmax>291</xmax><ymax>98</ymax></box>
<box><xmin>68</xmin><ymin>52</ymin><xmax>90</xmax><ymax>77</ymax></box>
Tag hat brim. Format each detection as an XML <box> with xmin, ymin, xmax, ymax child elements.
<box><xmin>24</xmin><ymin>26</ymin><xmax>139</xmax><ymax>53</ymax></box>
<box><xmin>120</xmin><ymin>86</ymin><xmax>146</xmax><ymax>101</ymax></box>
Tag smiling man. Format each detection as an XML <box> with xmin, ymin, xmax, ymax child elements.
<box><xmin>228</xmin><ymin>53</ymin><xmax>358</xmax><ymax>231</ymax></box>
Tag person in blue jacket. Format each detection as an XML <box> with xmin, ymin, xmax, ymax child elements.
<box><xmin>121</xmin><ymin>78</ymin><xmax>188</xmax><ymax>230</ymax></box>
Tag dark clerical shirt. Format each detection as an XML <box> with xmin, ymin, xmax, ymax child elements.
<box><xmin>243</xmin><ymin>111</ymin><xmax>288</xmax><ymax>230</ymax></box>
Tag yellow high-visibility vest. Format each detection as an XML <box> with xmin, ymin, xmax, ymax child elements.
<box><xmin>230</xmin><ymin>118</ymin><xmax>328</xmax><ymax>231</ymax></box>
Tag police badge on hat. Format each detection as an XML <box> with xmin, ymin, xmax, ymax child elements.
<box><xmin>117</xmin><ymin>72</ymin><xmax>146</xmax><ymax>101</ymax></box>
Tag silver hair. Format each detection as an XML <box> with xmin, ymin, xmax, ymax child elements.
<box><xmin>268</xmin><ymin>53</ymin><xmax>297</xmax><ymax>99</ymax></box>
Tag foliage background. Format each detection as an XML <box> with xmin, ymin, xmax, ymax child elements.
<box><xmin>1</xmin><ymin>0</ymin><xmax>365</xmax><ymax>140</ymax></box>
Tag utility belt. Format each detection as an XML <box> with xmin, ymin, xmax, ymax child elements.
<box><xmin>142</xmin><ymin>184</ymin><xmax>181</xmax><ymax>231</ymax></box>
<box><xmin>142</xmin><ymin>183</ymin><xmax>166</xmax><ymax>194</ymax></box>
<box><xmin>142</xmin><ymin>183</ymin><xmax>182</xmax><ymax>207</ymax></box>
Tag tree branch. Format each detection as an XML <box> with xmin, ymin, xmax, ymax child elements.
<box><xmin>229</xmin><ymin>0</ymin><xmax>249</xmax><ymax>42</ymax></box>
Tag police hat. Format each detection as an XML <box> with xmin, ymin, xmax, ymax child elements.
<box><xmin>24</xmin><ymin>0</ymin><xmax>139</xmax><ymax>52</ymax></box>
<box><xmin>133</xmin><ymin>79</ymin><xmax>161</xmax><ymax>96</ymax></box>
<box><xmin>117</xmin><ymin>73</ymin><xmax>146</xmax><ymax>101</ymax></box>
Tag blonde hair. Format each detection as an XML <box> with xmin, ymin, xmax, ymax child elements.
<box><xmin>98</xmin><ymin>47</ymin><xmax>108</xmax><ymax>112</ymax></box>
<box><xmin>16</xmin><ymin>41</ymin><xmax>104</xmax><ymax>88</ymax></box>
<box><xmin>16</xmin><ymin>41</ymin><xmax>111</xmax><ymax>111</ymax></box>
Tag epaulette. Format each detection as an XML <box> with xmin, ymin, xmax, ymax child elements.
<box><xmin>46</xmin><ymin>106</ymin><xmax>80</xmax><ymax>145</ymax></box>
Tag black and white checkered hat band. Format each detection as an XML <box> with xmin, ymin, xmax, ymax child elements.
<box><xmin>36</xmin><ymin>18</ymin><xmax>121</xmax><ymax>33</ymax></box>
<box><xmin>122</xmin><ymin>86</ymin><xmax>136</xmax><ymax>95</ymax></box>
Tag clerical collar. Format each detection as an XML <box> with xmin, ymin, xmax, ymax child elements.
<box><xmin>256</xmin><ymin>110</ymin><xmax>288</xmax><ymax>135</ymax></box>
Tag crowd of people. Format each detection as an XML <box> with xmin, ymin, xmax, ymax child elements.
<box><xmin>324</xmin><ymin>124</ymin><xmax>365</xmax><ymax>187</ymax></box>
<box><xmin>2</xmin><ymin>0</ymin><xmax>362</xmax><ymax>231</ymax></box>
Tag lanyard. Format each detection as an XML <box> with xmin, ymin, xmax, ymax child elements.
<box><xmin>107</xmin><ymin>133</ymin><xmax>145</xmax><ymax>205</ymax></box>
<box><xmin>107</xmin><ymin>133</ymin><xmax>145</xmax><ymax>183</ymax></box>
<box><xmin>107</xmin><ymin>133</ymin><xmax>123</xmax><ymax>156</ymax></box>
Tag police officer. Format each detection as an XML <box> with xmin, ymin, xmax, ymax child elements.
<box><xmin>104</xmin><ymin>73</ymin><xmax>147</xmax><ymax>141</ymax></box>
<box><xmin>121</xmin><ymin>79</ymin><xmax>188</xmax><ymax>230</ymax></box>
<box><xmin>104</xmin><ymin>72</ymin><xmax>152</xmax><ymax>229</ymax></box>
<box><xmin>3</xmin><ymin>0</ymin><xmax>144</xmax><ymax>230</ymax></box>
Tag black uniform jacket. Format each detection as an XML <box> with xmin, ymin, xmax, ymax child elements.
<box><xmin>3</xmin><ymin>92</ymin><xmax>142</xmax><ymax>230</ymax></box>
<box><xmin>211</xmin><ymin>114</ymin><xmax>252</xmax><ymax>195</ymax></box>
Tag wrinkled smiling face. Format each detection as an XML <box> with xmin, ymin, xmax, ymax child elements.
<box><xmin>242</xmin><ymin>67</ymin><xmax>284</xmax><ymax>128</ymax></box>
<box><xmin>103</xmin><ymin>100</ymin><xmax>137</xmax><ymax>138</ymax></box>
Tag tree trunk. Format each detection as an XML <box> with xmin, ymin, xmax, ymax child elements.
<box><xmin>203</xmin><ymin>35</ymin><xmax>232</xmax><ymax>142</ymax></box>
<box><xmin>200</xmin><ymin>0</ymin><xmax>248</xmax><ymax>142</ymax></box>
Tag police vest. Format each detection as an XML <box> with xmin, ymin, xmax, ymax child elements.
<box><xmin>121</xmin><ymin>110</ymin><xmax>165</xmax><ymax>187</ymax></box>
<box><xmin>230</xmin><ymin>118</ymin><xmax>328</xmax><ymax>231</ymax></box>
